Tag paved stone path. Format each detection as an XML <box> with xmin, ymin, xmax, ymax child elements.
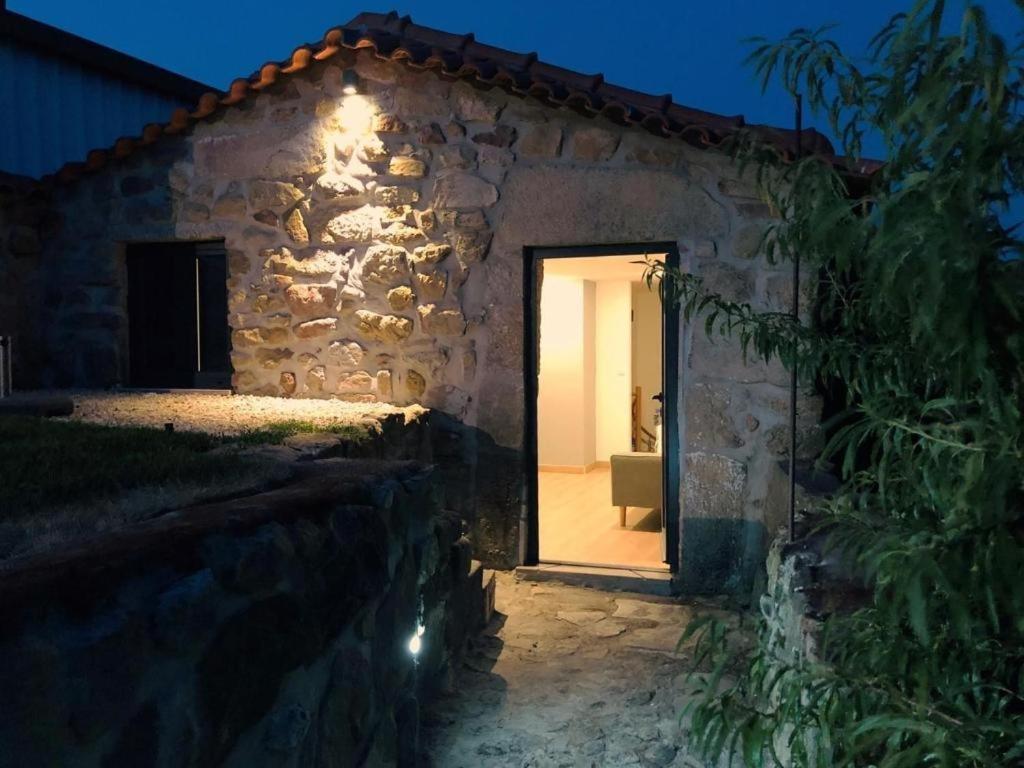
<box><xmin>422</xmin><ymin>573</ymin><xmax>738</xmax><ymax>767</ymax></box>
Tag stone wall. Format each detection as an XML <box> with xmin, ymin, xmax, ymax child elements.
<box><xmin>758</xmin><ymin>523</ymin><xmax>870</xmax><ymax>762</ymax></box>
<box><xmin>758</xmin><ymin>529</ymin><xmax>821</xmax><ymax>763</ymax></box>
<box><xmin>38</xmin><ymin>140</ymin><xmax>184</xmax><ymax>386</ymax></box>
<box><xmin>39</xmin><ymin>49</ymin><xmax>823</xmax><ymax>591</ymax></box>
<box><xmin>0</xmin><ymin>173</ymin><xmax>53</xmax><ymax>389</ymax></box>
<box><xmin>761</xmin><ymin>529</ymin><xmax>819</xmax><ymax>662</ymax></box>
<box><xmin>0</xmin><ymin>460</ymin><xmax>490</xmax><ymax>767</ymax></box>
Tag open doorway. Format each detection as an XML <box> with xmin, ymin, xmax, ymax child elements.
<box><xmin>125</xmin><ymin>240</ymin><xmax>231</xmax><ymax>389</ymax></box>
<box><xmin>524</xmin><ymin>244</ymin><xmax>680</xmax><ymax>573</ymax></box>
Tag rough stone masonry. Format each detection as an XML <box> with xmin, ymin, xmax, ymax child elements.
<box><xmin>33</xmin><ymin>47</ymin><xmax>821</xmax><ymax>589</ymax></box>
<box><xmin>0</xmin><ymin>460</ymin><xmax>492</xmax><ymax>767</ymax></box>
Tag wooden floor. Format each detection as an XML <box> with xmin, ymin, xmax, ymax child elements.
<box><xmin>538</xmin><ymin>467</ymin><xmax>668</xmax><ymax>570</ymax></box>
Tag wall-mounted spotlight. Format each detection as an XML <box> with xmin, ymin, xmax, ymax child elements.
<box><xmin>408</xmin><ymin>621</ymin><xmax>425</xmax><ymax>656</ymax></box>
<box><xmin>342</xmin><ymin>69</ymin><xmax>361</xmax><ymax>96</ymax></box>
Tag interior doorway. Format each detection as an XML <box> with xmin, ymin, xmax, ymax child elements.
<box><xmin>524</xmin><ymin>244</ymin><xmax>680</xmax><ymax>573</ymax></box>
<box><xmin>125</xmin><ymin>240</ymin><xmax>231</xmax><ymax>389</ymax></box>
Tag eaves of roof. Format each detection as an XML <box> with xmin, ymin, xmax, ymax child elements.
<box><xmin>44</xmin><ymin>10</ymin><xmax>880</xmax><ymax>184</ymax></box>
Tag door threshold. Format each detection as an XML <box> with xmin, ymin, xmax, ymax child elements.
<box><xmin>516</xmin><ymin>562</ymin><xmax>676</xmax><ymax>596</ymax></box>
<box><xmin>536</xmin><ymin>557</ymin><xmax>669</xmax><ymax>573</ymax></box>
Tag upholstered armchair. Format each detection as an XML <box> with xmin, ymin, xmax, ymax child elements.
<box><xmin>609</xmin><ymin>452</ymin><xmax>663</xmax><ymax>526</ymax></box>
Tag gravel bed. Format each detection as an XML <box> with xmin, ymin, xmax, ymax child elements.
<box><xmin>44</xmin><ymin>390</ymin><xmax>423</xmax><ymax>436</ymax></box>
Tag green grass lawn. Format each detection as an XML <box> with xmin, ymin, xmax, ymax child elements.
<box><xmin>229</xmin><ymin>418</ymin><xmax>369</xmax><ymax>448</ymax></box>
<box><xmin>0</xmin><ymin>416</ymin><xmax>369</xmax><ymax>516</ymax></box>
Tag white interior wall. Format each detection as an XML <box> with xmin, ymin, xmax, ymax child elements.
<box><xmin>582</xmin><ymin>280</ymin><xmax>597</xmax><ymax>467</ymax></box>
<box><xmin>631</xmin><ymin>282</ymin><xmax>663</xmax><ymax>445</ymax></box>
<box><xmin>538</xmin><ymin>275</ymin><xmax>588</xmax><ymax>467</ymax></box>
<box><xmin>595</xmin><ymin>280</ymin><xmax>633</xmax><ymax>461</ymax></box>
<box><xmin>540</xmin><ymin>264</ymin><xmax>657</xmax><ymax>469</ymax></box>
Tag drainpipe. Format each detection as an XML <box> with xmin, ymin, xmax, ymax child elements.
<box><xmin>0</xmin><ymin>335</ymin><xmax>12</xmax><ymax>398</ymax></box>
<box><xmin>788</xmin><ymin>95</ymin><xmax>803</xmax><ymax>543</ymax></box>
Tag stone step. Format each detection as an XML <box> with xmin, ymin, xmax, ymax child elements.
<box><xmin>515</xmin><ymin>563</ymin><xmax>675</xmax><ymax>596</ymax></box>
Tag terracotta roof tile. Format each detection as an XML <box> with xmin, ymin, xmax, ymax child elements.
<box><xmin>49</xmin><ymin>9</ymin><xmax>868</xmax><ymax>183</ymax></box>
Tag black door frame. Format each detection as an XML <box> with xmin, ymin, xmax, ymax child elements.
<box><xmin>522</xmin><ymin>242</ymin><xmax>681</xmax><ymax>573</ymax></box>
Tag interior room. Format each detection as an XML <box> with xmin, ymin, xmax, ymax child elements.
<box><xmin>536</xmin><ymin>253</ymin><xmax>667</xmax><ymax>570</ymax></box>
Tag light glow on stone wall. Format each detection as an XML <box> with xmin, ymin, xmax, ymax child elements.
<box><xmin>334</xmin><ymin>93</ymin><xmax>376</xmax><ymax>136</ymax></box>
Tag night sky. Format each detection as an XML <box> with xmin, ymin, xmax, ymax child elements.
<box><xmin>12</xmin><ymin>1</ymin><xmax>1023</xmax><ymax>162</ymax></box>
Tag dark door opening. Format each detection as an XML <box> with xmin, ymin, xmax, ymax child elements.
<box><xmin>126</xmin><ymin>241</ymin><xmax>230</xmax><ymax>389</ymax></box>
<box><xmin>523</xmin><ymin>243</ymin><xmax>681</xmax><ymax>574</ymax></box>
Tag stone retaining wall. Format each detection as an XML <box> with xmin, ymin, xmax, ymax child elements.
<box><xmin>760</xmin><ymin>518</ymin><xmax>868</xmax><ymax>662</ymax></box>
<box><xmin>760</xmin><ymin>529</ymin><xmax>819</xmax><ymax>665</ymax></box>
<box><xmin>758</xmin><ymin>530</ymin><xmax>821</xmax><ymax>764</ymax></box>
<box><xmin>759</xmin><ymin>523</ymin><xmax>870</xmax><ymax>762</ymax></box>
<box><xmin>0</xmin><ymin>460</ymin><xmax>490</xmax><ymax>767</ymax></box>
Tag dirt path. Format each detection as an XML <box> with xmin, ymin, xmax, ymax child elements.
<box><xmin>422</xmin><ymin>573</ymin><xmax>733</xmax><ymax>768</ymax></box>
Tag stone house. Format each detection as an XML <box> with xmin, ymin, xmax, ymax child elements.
<box><xmin>4</xmin><ymin>11</ymin><xmax>853</xmax><ymax>593</ymax></box>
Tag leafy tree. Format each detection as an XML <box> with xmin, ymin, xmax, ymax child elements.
<box><xmin>646</xmin><ymin>1</ymin><xmax>1024</xmax><ymax>764</ymax></box>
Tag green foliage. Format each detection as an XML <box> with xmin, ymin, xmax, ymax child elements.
<box><xmin>650</xmin><ymin>1</ymin><xmax>1024</xmax><ymax>765</ymax></box>
<box><xmin>0</xmin><ymin>416</ymin><xmax>245</xmax><ymax>516</ymax></box>
<box><xmin>232</xmin><ymin>419</ymin><xmax>369</xmax><ymax>447</ymax></box>
<box><xmin>0</xmin><ymin>416</ymin><xmax>369</xmax><ymax>514</ymax></box>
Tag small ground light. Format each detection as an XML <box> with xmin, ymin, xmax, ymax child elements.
<box><xmin>342</xmin><ymin>69</ymin><xmax>359</xmax><ymax>95</ymax></box>
<box><xmin>408</xmin><ymin>622</ymin><xmax>425</xmax><ymax>656</ymax></box>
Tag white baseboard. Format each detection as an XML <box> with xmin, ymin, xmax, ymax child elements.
<box><xmin>539</xmin><ymin>462</ymin><xmax>603</xmax><ymax>474</ymax></box>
